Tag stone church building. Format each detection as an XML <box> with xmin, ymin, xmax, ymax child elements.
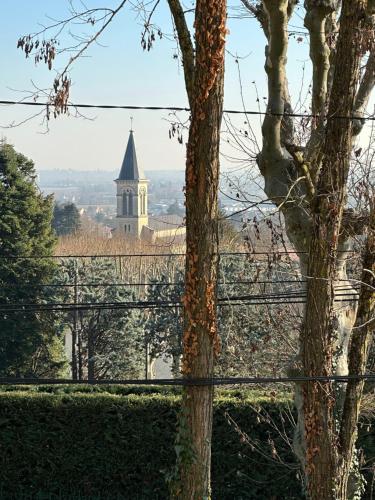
<box><xmin>115</xmin><ymin>130</ymin><xmax>185</xmax><ymax>243</ymax></box>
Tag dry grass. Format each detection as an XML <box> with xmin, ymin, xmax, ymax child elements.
<box><xmin>361</xmin><ymin>390</ymin><xmax>375</xmax><ymax>420</ymax></box>
<box><xmin>55</xmin><ymin>233</ymin><xmax>184</xmax><ymax>256</ymax></box>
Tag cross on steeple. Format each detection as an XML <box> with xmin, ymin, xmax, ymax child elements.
<box><xmin>130</xmin><ymin>116</ymin><xmax>134</xmax><ymax>132</ymax></box>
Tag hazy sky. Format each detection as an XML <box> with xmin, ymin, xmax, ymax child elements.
<box><xmin>0</xmin><ymin>1</ymin><xmax>310</xmax><ymax>173</ymax></box>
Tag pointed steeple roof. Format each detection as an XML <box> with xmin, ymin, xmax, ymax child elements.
<box><xmin>117</xmin><ymin>130</ymin><xmax>145</xmax><ymax>181</ymax></box>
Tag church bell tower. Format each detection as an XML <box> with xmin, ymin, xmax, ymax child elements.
<box><xmin>115</xmin><ymin>127</ymin><xmax>148</xmax><ymax>237</ymax></box>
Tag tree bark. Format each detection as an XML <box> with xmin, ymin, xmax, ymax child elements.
<box><xmin>167</xmin><ymin>0</ymin><xmax>195</xmax><ymax>107</ymax></box>
<box><xmin>248</xmin><ymin>0</ymin><xmax>372</xmax><ymax>497</ymax></box>
<box><xmin>338</xmin><ymin>205</ymin><xmax>375</xmax><ymax>498</ymax></box>
<box><xmin>301</xmin><ymin>1</ymin><xmax>366</xmax><ymax>498</ymax></box>
<box><xmin>170</xmin><ymin>1</ymin><xmax>226</xmax><ymax>498</ymax></box>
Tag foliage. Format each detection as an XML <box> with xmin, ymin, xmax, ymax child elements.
<box><xmin>52</xmin><ymin>202</ymin><xmax>81</xmax><ymax>236</ymax></box>
<box><xmin>0</xmin><ymin>387</ymin><xmax>373</xmax><ymax>499</ymax></box>
<box><xmin>0</xmin><ymin>384</ymin><xmax>293</xmax><ymax>401</ymax></box>
<box><xmin>57</xmin><ymin>258</ymin><xmax>145</xmax><ymax>379</ymax></box>
<box><xmin>0</xmin><ymin>389</ymin><xmax>297</xmax><ymax>499</ymax></box>
<box><xmin>0</xmin><ymin>142</ymin><xmax>66</xmax><ymax>376</ymax></box>
<box><xmin>145</xmin><ymin>272</ymin><xmax>184</xmax><ymax>377</ymax></box>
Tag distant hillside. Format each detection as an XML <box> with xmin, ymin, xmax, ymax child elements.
<box><xmin>36</xmin><ymin>169</ymin><xmax>267</xmax><ymax>215</ymax></box>
<box><xmin>37</xmin><ymin>169</ymin><xmax>185</xmax><ymax>188</ymax></box>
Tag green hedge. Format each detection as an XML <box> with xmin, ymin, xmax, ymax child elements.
<box><xmin>0</xmin><ymin>386</ymin><xmax>373</xmax><ymax>499</ymax></box>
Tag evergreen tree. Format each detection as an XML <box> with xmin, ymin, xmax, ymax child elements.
<box><xmin>0</xmin><ymin>142</ymin><xmax>67</xmax><ymax>376</ymax></box>
<box><xmin>58</xmin><ymin>258</ymin><xmax>145</xmax><ymax>379</ymax></box>
<box><xmin>52</xmin><ymin>202</ymin><xmax>81</xmax><ymax>236</ymax></box>
<box><xmin>146</xmin><ymin>271</ymin><xmax>184</xmax><ymax>377</ymax></box>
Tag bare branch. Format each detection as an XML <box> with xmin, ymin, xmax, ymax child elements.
<box><xmin>30</xmin><ymin>7</ymin><xmax>115</xmax><ymax>39</ymax></box>
<box><xmin>18</xmin><ymin>1</ymin><xmax>128</xmax><ymax>118</ymax></box>
<box><xmin>139</xmin><ymin>0</ymin><xmax>163</xmax><ymax>51</ymax></box>
<box><xmin>261</xmin><ymin>0</ymin><xmax>289</xmax><ymax>159</ymax></box>
<box><xmin>240</xmin><ymin>0</ymin><xmax>268</xmax><ymax>36</ymax></box>
<box><xmin>167</xmin><ymin>0</ymin><xmax>195</xmax><ymax>107</ymax></box>
<box><xmin>304</xmin><ymin>1</ymin><xmax>336</xmax><ymax>117</ymax></box>
<box><xmin>285</xmin><ymin>144</ymin><xmax>315</xmax><ymax>199</ymax></box>
<box><xmin>353</xmin><ymin>52</ymin><xmax>375</xmax><ymax>136</ymax></box>
<box><xmin>342</xmin><ymin>208</ymin><xmax>370</xmax><ymax>236</ymax></box>
<box><xmin>55</xmin><ymin>1</ymin><xmax>127</xmax><ymax>83</ymax></box>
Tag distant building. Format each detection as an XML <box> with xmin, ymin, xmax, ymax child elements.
<box><xmin>115</xmin><ymin>129</ymin><xmax>185</xmax><ymax>243</ymax></box>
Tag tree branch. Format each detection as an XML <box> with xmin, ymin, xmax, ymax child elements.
<box><xmin>304</xmin><ymin>0</ymin><xmax>336</xmax><ymax>117</ymax></box>
<box><xmin>353</xmin><ymin>52</ymin><xmax>375</xmax><ymax>136</ymax></box>
<box><xmin>167</xmin><ymin>0</ymin><xmax>195</xmax><ymax>107</ymax></box>
<box><xmin>240</xmin><ymin>0</ymin><xmax>268</xmax><ymax>36</ymax></box>
<box><xmin>18</xmin><ymin>0</ymin><xmax>128</xmax><ymax>118</ymax></box>
<box><xmin>261</xmin><ymin>0</ymin><xmax>289</xmax><ymax>159</ymax></box>
<box><xmin>341</xmin><ymin>208</ymin><xmax>370</xmax><ymax>236</ymax></box>
<box><xmin>280</xmin><ymin>1</ymin><xmax>298</xmax><ymax>147</ymax></box>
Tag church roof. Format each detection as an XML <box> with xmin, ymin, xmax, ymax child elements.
<box><xmin>117</xmin><ymin>131</ymin><xmax>145</xmax><ymax>181</ymax></box>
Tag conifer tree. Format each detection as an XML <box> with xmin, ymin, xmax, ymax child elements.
<box><xmin>59</xmin><ymin>258</ymin><xmax>145</xmax><ymax>379</ymax></box>
<box><xmin>52</xmin><ymin>202</ymin><xmax>81</xmax><ymax>236</ymax></box>
<box><xmin>0</xmin><ymin>142</ymin><xmax>66</xmax><ymax>376</ymax></box>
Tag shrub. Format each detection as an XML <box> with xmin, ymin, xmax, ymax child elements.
<box><xmin>0</xmin><ymin>387</ymin><xmax>373</xmax><ymax>499</ymax></box>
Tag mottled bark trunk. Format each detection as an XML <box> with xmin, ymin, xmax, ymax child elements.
<box><xmin>337</xmin><ymin>207</ymin><xmax>375</xmax><ymax>499</ymax></box>
<box><xmin>292</xmin><ymin>258</ymin><xmax>358</xmax><ymax>480</ymax></box>
<box><xmin>171</xmin><ymin>1</ymin><xmax>226</xmax><ymax>498</ymax></box>
<box><xmin>255</xmin><ymin>0</ymin><xmax>372</xmax><ymax>497</ymax></box>
<box><xmin>301</xmin><ymin>2</ymin><xmax>365</xmax><ymax>498</ymax></box>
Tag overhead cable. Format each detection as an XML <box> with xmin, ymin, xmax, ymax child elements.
<box><xmin>0</xmin><ymin>99</ymin><xmax>373</xmax><ymax>122</ymax></box>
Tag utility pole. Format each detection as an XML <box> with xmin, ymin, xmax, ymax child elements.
<box><xmin>75</xmin><ymin>262</ymin><xmax>83</xmax><ymax>381</ymax></box>
<box><xmin>141</xmin><ymin>265</ymin><xmax>152</xmax><ymax>380</ymax></box>
<box><xmin>72</xmin><ymin>261</ymin><xmax>78</xmax><ymax>380</ymax></box>
<box><xmin>145</xmin><ymin>337</ymin><xmax>149</xmax><ymax>380</ymax></box>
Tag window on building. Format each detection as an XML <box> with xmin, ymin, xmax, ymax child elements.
<box><xmin>122</xmin><ymin>193</ymin><xmax>128</xmax><ymax>216</ymax></box>
<box><xmin>124</xmin><ymin>225</ymin><xmax>127</xmax><ymax>233</ymax></box>
<box><xmin>140</xmin><ymin>191</ymin><xmax>146</xmax><ymax>215</ymax></box>
<box><xmin>128</xmin><ymin>192</ymin><xmax>133</xmax><ymax>215</ymax></box>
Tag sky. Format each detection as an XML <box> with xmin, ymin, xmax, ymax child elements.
<box><xmin>0</xmin><ymin>0</ymin><xmax>311</xmax><ymax>173</ymax></box>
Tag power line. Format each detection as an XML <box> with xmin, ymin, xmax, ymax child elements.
<box><xmin>0</xmin><ymin>99</ymin><xmax>374</xmax><ymax>122</ymax></box>
<box><xmin>0</xmin><ymin>294</ymin><xmax>359</xmax><ymax>313</ymax></box>
<box><xmin>1</xmin><ymin>280</ymin><xmax>361</xmax><ymax>288</ymax></box>
<box><xmin>0</xmin><ymin>289</ymin><xmax>359</xmax><ymax>308</ymax></box>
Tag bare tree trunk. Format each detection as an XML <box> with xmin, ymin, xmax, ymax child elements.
<box><xmin>246</xmin><ymin>0</ymin><xmax>371</xmax><ymax>497</ymax></box>
<box><xmin>169</xmin><ymin>1</ymin><xmax>226</xmax><ymax>498</ymax></box>
<box><xmin>72</xmin><ymin>263</ymin><xmax>79</xmax><ymax>380</ymax></box>
<box><xmin>338</xmin><ymin>206</ymin><xmax>375</xmax><ymax>498</ymax></box>
<box><xmin>301</xmin><ymin>2</ymin><xmax>365</xmax><ymax>497</ymax></box>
